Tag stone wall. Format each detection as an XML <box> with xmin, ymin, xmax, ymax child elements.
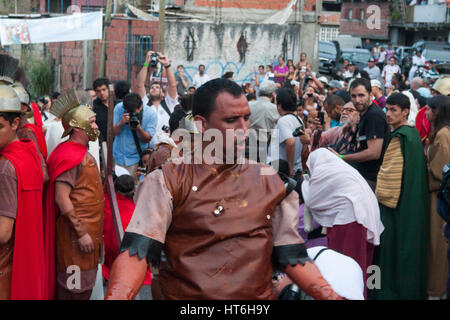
<box><xmin>165</xmin><ymin>21</ymin><xmax>302</xmax><ymax>84</ymax></box>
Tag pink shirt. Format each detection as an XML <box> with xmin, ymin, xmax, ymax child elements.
<box><xmin>273</xmin><ymin>64</ymin><xmax>289</xmax><ymax>84</ymax></box>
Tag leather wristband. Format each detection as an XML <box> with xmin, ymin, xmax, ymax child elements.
<box><xmin>164</xmin><ymin>64</ymin><xmax>171</xmax><ymax>69</ymax></box>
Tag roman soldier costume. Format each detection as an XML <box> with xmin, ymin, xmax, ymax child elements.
<box><xmin>44</xmin><ymin>89</ymin><xmax>104</xmax><ymax>299</ymax></box>
<box><xmin>0</xmin><ymin>85</ymin><xmax>46</xmax><ymax>299</ymax></box>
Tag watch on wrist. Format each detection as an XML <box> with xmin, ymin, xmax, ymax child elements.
<box><xmin>164</xmin><ymin>64</ymin><xmax>171</xmax><ymax>69</ymax></box>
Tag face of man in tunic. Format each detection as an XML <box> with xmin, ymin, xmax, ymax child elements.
<box><xmin>196</xmin><ymin>92</ymin><xmax>250</xmax><ymax>163</ymax></box>
<box><xmin>0</xmin><ymin>115</ymin><xmax>20</xmax><ymax>150</ymax></box>
<box><xmin>386</xmin><ymin>104</ymin><xmax>409</xmax><ymax>129</ymax></box>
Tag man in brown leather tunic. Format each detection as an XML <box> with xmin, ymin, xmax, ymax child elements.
<box><xmin>46</xmin><ymin>89</ymin><xmax>104</xmax><ymax>300</ymax></box>
<box><xmin>106</xmin><ymin>78</ymin><xmax>342</xmax><ymax>300</ymax></box>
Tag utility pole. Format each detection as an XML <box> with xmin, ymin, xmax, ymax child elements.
<box><xmin>99</xmin><ymin>0</ymin><xmax>113</xmax><ymax>77</ymax></box>
<box><xmin>299</xmin><ymin>0</ymin><xmax>322</xmax><ymax>73</ymax></box>
<box><xmin>158</xmin><ymin>0</ymin><xmax>166</xmax><ymax>53</ymax></box>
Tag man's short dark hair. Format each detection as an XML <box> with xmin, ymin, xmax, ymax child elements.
<box><xmin>349</xmin><ymin>78</ymin><xmax>371</xmax><ymax>94</ymax></box>
<box><xmin>93</xmin><ymin>78</ymin><xmax>111</xmax><ymax>91</ymax></box>
<box><xmin>324</xmin><ymin>95</ymin><xmax>345</xmax><ymax>110</ymax></box>
<box><xmin>386</xmin><ymin>93</ymin><xmax>410</xmax><ymax>110</ymax></box>
<box><xmin>275</xmin><ymin>87</ymin><xmax>297</xmax><ymax>112</ymax></box>
<box><xmin>114</xmin><ymin>80</ymin><xmax>131</xmax><ymax>100</ymax></box>
<box><xmin>177</xmin><ymin>64</ymin><xmax>184</xmax><ymax>69</ymax></box>
<box><xmin>114</xmin><ymin>175</ymin><xmax>135</xmax><ymax>199</ymax></box>
<box><xmin>0</xmin><ymin>112</ymin><xmax>22</xmax><ymax>125</ymax></box>
<box><xmin>266</xmin><ymin>65</ymin><xmax>272</xmax><ymax>71</ymax></box>
<box><xmin>258</xmin><ymin>65</ymin><xmax>264</xmax><ymax>70</ymax></box>
<box><xmin>199</xmin><ymin>64</ymin><xmax>205</xmax><ymax>69</ymax></box>
<box><xmin>334</xmin><ymin>90</ymin><xmax>351</xmax><ymax>103</ymax></box>
<box><xmin>123</xmin><ymin>93</ymin><xmax>142</xmax><ymax>113</ymax></box>
<box><xmin>169</xmin><ymin>107</ymin><xmax>187</xmax><ymax>133</ymax></box>
<box><xmin>193</xmin><ymin>78</ymin><xmax>243</xmax><ymax>119</ymax></box>
<box><xmin>179</xmin><ymin>94</ymin><xmax>194</xmax><ymax>112</ymax></box>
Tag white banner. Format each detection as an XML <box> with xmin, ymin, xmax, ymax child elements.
<box><xmin>0</xmin><ymin>12</ymin><xmax>103</xmax><ymax>45</ymax></box>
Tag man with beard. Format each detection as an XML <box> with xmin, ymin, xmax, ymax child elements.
<box><xmin>312</xmin><ymin>101</ymin><xmax>360</xmax><ymax>153</ymax></box>
<box><xmin>92</xmin><ymin>78</ymin><xmax>119</xmax><ymax>143</ymax></box>
<box><xmin>44</xmin><ymin>89</ymin><xmax>104</xmax><ymax>300</ymax></box>
<box><xmin>329</xmin><ymin>78</ymin><xmax>389</xmax><ymax>190</ymax></box>
<box><xmin>105</xmin><ymin>78</ymin><xmax>343</xmax><ymax>300</ymax></box>
<box><xmin>136</xmin><ymin>51</ymin><xmax>178</xmax><ymax>147</ymax></box>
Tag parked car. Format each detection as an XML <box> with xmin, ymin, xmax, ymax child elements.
<box><xmin>412</xmin><ymin>40</ymin><xmax>450</xmax><ymax>53</ymax></box>
<box><xmin>338</xmin><ymin>48</ymin><xmax>371</xmax><ymax>71</ymax></box>
<box><xmin>318</xmin><ymin>41</ymin><xmax>339</xmax><ymax>76</ymax></box>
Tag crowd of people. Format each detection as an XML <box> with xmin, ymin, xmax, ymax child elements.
<box><xmin>0</xmin><ymin>45</ymin><xmax>449</xmax><ymax>301</ymax></box>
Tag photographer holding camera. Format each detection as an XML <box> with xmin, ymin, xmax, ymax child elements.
<box><xmin>135</xmin><ymin>51</ymin><xmax>178</xmax><ymax>146</ymax></box>
<box><xmin>112</xmin><ymin>93</ymin><xmax>157</xmax><ymax>176</ymax></box>
<box><xmin>268</xmin><ymin>87</ymin><xmax>310</xmax><ymax>178</ymax></box>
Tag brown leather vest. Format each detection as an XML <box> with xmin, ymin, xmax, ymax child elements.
<box><xmin>0</xmin><ymin>157</ymin><xmax>13</xmax><ymax>299</ymax></box>
<box><xmin>159</xmin><ymin>162</ymin><xmax>286</xmax><ymax>299</ymax></box>
<box><xmin>56</xmin><ymin>153</ymin><xmax>104</xmax><ymax>272</ymax></box>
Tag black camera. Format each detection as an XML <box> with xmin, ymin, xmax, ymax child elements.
<box><xmin>39</xmin><ymin>96</ymin><xmax>49</xmax><ymax>105</ymax></box>
<box><xmin>292</xmin><ymin>124</ymin><xmax>305</xmax><ymax>137</ymax></box>
<box><xmin>307</xmin><ymin>93</ymin><xmax>314</xmax><ymax>98</ymax></box>
<box><xmin>317</xmin><ymin>111</ymin><xmax>325</xmax><ymax>125</ymax></box>
<box><xmin>149</xmin><ymin>52</ymin><xmax>159</xmax><ymax>68</ymax></box>
<box><xmin>129</xmin><ymin>112</ymin><xmax>140</xmax><ymax>129</ymax></box>
<box><xmin>161</xmin><ymin>125</ymin><xmax>169</xmax><ymax>133</ymax></box>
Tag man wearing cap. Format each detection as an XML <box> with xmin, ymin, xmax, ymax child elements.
<box><xmin>247</xmin><ymin>80</ymin><xmax>280</xmax><ymax>163</ymax></box>
<box><xmin>371</xmin><ymin>79</ymin><xmax>386</xmax><ymax>110</ymax></box>
<box><xmin>364</xmin><ymin>58</ymin><xmax>381</xmax><ymax>81</ymax></box>
<box><xmin>432</xmin><ymin>76</ymin><xmax>450</xmax><ymax>97</ymax></box>
<box><xmin>328</xmin><ymin>80</ymin><xmax>343</xmax><ymax>95</ymax></box>
<box><xmin>44</xmin><ymin>89</ymin><xmax>104</xmax><ymax>300</ymax></box>
<box><xmin>0</xmin><ymin>84</ymin><xmax>46</xmax><ymax>299</ymax></box>
<box><xmin>343</xmin><ymin>61</ymin><xmax>355</xmax><ymax>79</ymax></box>
<box><xmin>409</xmin><ymin>50</ymin><xmax>427</xmax><ymax>83</ymax></box>
<box><xmin>426</xmin><ymin>60</ymin><xmax>440</xmax><ymax>84</ymax></box>
<box><xmin>382</xmin><ymin>57</ymin><xmax>401</xmax><ymax>88</ymax></box>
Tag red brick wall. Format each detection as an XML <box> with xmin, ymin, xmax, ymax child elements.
<box><xmin>46</xmin><ymin>18</ymin><xmax>158</xmax><ymax>92</ymax></box>
<box><xmin>339</xmin><ymin>1</ymin><xmax>391</xmax><ymax>39</ymax></box>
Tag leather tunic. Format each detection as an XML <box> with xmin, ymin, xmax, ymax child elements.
<box><xmin>159</xmin><ymin>162</ymin><xmax>286</xmax><ymax>300</ymax></box>
<box><xmin>56</xmin><ymin>153</ymin><xmax>104</xmax><ymax>273</ymax></box>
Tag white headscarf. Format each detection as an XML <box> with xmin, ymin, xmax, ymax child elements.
<box><xmin>401</xmin><ymin>90</ymin><xmax>418</xmax><ymax>126</ymax></box>
<box><xmin>301</xmin><ymin>148</ymin><xmax>384</xmax><ymax>245</ymax></box>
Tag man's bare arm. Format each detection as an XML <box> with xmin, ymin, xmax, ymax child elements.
<box><xmin>285</xmin><ymin>137</ymin><xmax>296</xmax><ymax>177</ymax></box>
<box><xmin>105</xmin><ymin>251</ymin><xmax>148</xmax><ymax>300</ymax></box>
<box><xmin>0</xmin><ymin>216</ymin><xmax>14</xmax><ymax>244</ymax></box>
<box><xmin>342</xmin><ymin>138</ymin><xmax>384</xmax><ymax>162</ymax></box>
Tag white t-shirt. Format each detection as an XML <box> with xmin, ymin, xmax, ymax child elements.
<box><xmin>378</xmin><ymin>51</ymin><xmax>386</xmax><ymax>63</ymax></box>
<box><xmin>382</xmin><ymin>64</ymin><xmax>401</xmax><ymax>87</ymax></box>
<box><xmin>192</xmin><ymin>73</ymin><xmax>211</xmax><ymax>88</ymax></box>
<box><xmin>267</xmin><ymin>113</ymin><xmax>303</xmax><ymax>173</ymax></box>
<box><xmin>142</xmin><ymin>93</ymin><xmax>178</xmax><ymax>147</ymax></box>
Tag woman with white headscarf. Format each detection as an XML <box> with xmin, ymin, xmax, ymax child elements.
<box><xmin>301</xmin><ymin>148</ymin><xmax>384</xmax><ymax>298</ymax></box>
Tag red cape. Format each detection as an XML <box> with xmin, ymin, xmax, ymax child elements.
<box><xmin>0</xmin><ymin>139</ymin><xmax>45</xmax><ymax>299</ymax></box>
<box><xmin>43</xmin><ymin>141</ymin><xmax>87</xmax><ymax>299</ymax></box>
<box><xmin>31</xmin><ymin>102</ymin><xmax>43</xmax><ymax>128</ymax></box>
<box><xmin>102</xmin><ymin>193</ymin><xmax>152</xmax><ymax>285</ymax></box>
<box><xmin>415</xmin><ymin>107</ymin><xmax>431</xmax><ymax>141</ymax></box>
<box><xmin>20</xmin><ymin>123</ymin><xmax>48</xmax><ymax>160</ymax></box>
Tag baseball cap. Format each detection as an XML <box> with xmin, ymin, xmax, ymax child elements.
<box><xmin>417</xmin><ymin>87</ymin><xmax>431</xmax><ymax>98</ymax></box>
<box><xmin>328</xmin><ymin>80</ymin><xmax>343</xmax><ymax>89</ymax></box>
<box><xmin>429</xmin><ymin>59</ymin><xmax>439</xmax><ymax>64</ymax></box>
<box><xmin>370</xmin><ymin>79</ymin><xmax>382</xmax><ymax>89</ymax></box>
<box><xmin>318</xmin><ymin>76</ymin><xmax>329</xmax><ymax>85</ymax></box>
<box><xmin>368</xmin><ymin>58</ymin><xmax>375</xmax><ymax>63</ymax></box>
<box><xmin>348</xmin><ymin>60</ymin><xmax>354</xmax><ymax>65</ymax></box>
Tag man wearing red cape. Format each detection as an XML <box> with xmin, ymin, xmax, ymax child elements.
<box><xmin>0</xmin><ymin>85</ymin><xmax>46</xmax><ymax>299</ymax></box>
<box><xmin>44</xmin><ymin>89</ymin><xmax>104</xmax><ymax>300</ymax></box>
<box><xmin>12</xmin><ymin>82</ymin><xmax>48</xmax><ymax>182</ymax></box>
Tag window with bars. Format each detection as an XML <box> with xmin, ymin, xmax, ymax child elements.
<box><xmin>133</xmin><ymin>35</ymin><xmax>153</xmax><ymax>66</ymax></box>
<box><xmin>320</xmin><ymin>27</ymin><xmax>340</xmax><ymax>42</ymax></box>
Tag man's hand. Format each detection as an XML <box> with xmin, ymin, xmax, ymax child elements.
<box><xmin>78</xmin><ymin>233</ymin><xmax>95</xmax><ymax>253</ymax></box>
<box><xmin>119</xmin><ymin>112</ymin><xmax>130</xmax><ymax>127</ymax></box>
<box><xmin>298</xmin><ymin>131</ymin><xmax>311</xmax><ymax>145</ymax></box>
<box><xmin>157</xmin><ymin>53</ymin><xmax>171</xmax><ymax>68</ymax></box>
<box><xmin>145</xmin><ymin>51</ymin><xmax>155</xmax><ymax>65</ymax></box>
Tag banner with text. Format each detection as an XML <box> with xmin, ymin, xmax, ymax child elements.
<box><xmin>0</xmin><ymin>11</ymin><xmax>102</xmax><ymax>45</ymax></box>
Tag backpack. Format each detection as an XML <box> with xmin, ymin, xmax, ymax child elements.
<box><xmin>437</xmin><ymin>163</ymin><xmax>450</xmax><ymax>224</ymax></box>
